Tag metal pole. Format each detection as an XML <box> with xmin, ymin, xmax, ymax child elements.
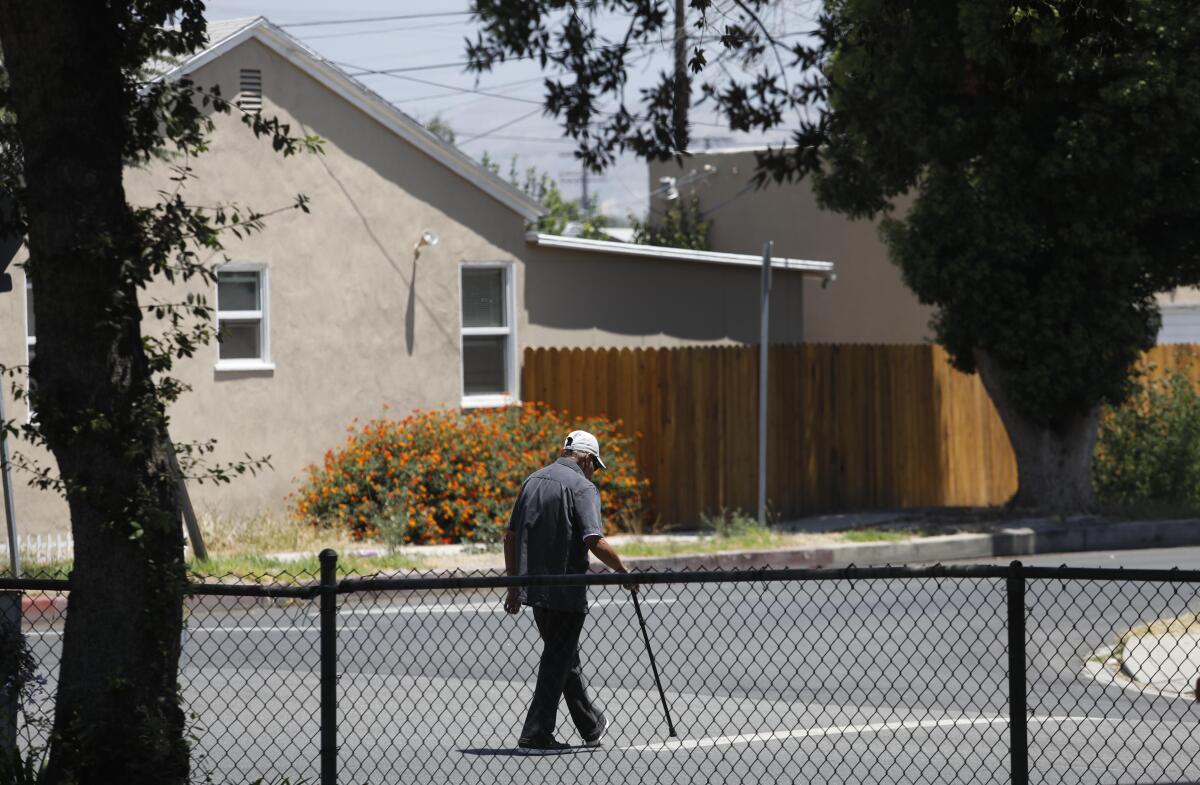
<box><xmin>1007</xmin><ymin>561</ymin><xmax>1028</xmax><ymax>785</ymax></box>
<box><xmin>758</xmin><ymin>240</ymin><xmax>772</xmax><ymax>526</ymax></box>
<box><xmin>319</xmin><ymin>549</ymin><xmax>338</xmax><ymax>785</ymax></box>
<box><xmin>581</xmin><ymin>161</ymin><xmax>589</xmax><ymax>215</ymax></box>
<box><xmin>0</xmin><ymin>391</ymin><xmax>18</xmax><ymax>577</ymax></box>
<box><xmin>166</xmin><ymin>440</ymin><xmax>207</xmax><ymax>562</ymax></box>
<box><xmin>0</xmin><ymin>590</ymin><xmax>20</xmax><ymax>752</ymax></box>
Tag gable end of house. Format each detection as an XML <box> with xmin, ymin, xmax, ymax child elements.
<box><xmin>160</xmin><ymin>17</ymin><xmax>546</xmax><ymax>223</ymax></box>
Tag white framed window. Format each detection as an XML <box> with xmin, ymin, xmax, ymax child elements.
<box><xmin>215</xmin><ymin>264</ymin><xmax>274</xmax><ymax>372</ymax></box>
<box><xmin>460</xmin><ymin>262</ymin><xmax>518</xmax><ymax>408</ymax></box>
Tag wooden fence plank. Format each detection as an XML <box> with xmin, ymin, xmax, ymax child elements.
<box><xmin>521</xmin><ymin>343</ymin><xmax>1190</xmax><ymax>526</ymax></box>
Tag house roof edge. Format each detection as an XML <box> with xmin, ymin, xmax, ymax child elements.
<box><xmin>159</xmin><ymin>17</ymin><xmax>548</xmax><ymax>221</ymax></box>
<box><xmin>525</xmin><ymin>232</ymin><xmax>834</xmax><ymax>275</ymax></box>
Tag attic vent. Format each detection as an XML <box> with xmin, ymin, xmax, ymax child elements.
<box><xmin>237</xmin><ymin>68</ymin><xmax>263</xmax><ymax>112</ymax></box>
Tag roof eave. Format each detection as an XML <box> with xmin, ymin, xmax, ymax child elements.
<box><xmin>525</xmin><ymin>232</ymin><xmax>834</xmax><ymax>276</ymax></box>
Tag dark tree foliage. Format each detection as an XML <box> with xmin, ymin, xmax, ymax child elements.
<box><xmin>0</xmin><ymin>3</ymin><xmax>318</xmax><ymax>782</ymax></box>
<box><xmin>469</xmin><ymin>0</ymin><xmax>1200</xmax><ymax>510</ymax></box>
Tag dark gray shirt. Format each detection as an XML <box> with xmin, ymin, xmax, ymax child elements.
<box><xmin>507</xmin><ymin>458</ymin><xmax>604</xmax><ymax>612</ymax></box>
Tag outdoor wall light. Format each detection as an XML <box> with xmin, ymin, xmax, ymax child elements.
<box><xmin>659</xmin><ymin>176</ymin><xmax>680</xmax><ymax>201</ymax></box>
<box><xmin>413</xmin><ymin>229</ymin><xmax>439</xmax><ymax>259</ymax></box>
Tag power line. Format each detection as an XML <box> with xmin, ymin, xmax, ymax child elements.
<box><xmin>341</xmin><ymin>59</ymin><xmax>477</xmax><ymax>75</ymax></box>
<box><xmin>279</xmin><ymin>11</ymin><xmax>473</xmax><ymax>29</ymax></box>
<box><xmin>342</xmin><ymin>36</ymin><xmax>669</xmax><ymax>79</ymax></box>
<box><xmin>458</xmin><ymin>108</ymin><xmax>544</xmax><ymax>144</ymax></box>
<box><xmin>300</xmin><ymin>20</ymin><xmax>468</xmax><ymax>41</ymax></box>
<box><xmin>388</xmin><ymin>79</ymin><xmax>547</xmax><ymax>105</ymax></box>
<box><xmin>466</xmin><ymin>134</ymin><xmax>575</xmax><ymax>144</ymax></box>
<box><xmin>335</xmin><ymin>63</ymin><xmax>545</xmax><ymax>106</ymax></box>
<box><xmin>374</xmin><ymin>48</ymin><xmax>658</xmax><ymax>115</ymax></box>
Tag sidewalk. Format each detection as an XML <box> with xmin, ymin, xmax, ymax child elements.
<box><xmin>267</xmin><ymin>513</ymin><xmax>1200</xmax><ymax>573</ymax></box>
<box><xmin>1087</xmin><ymin>616</ymin><xmax>1200</xmax><ymax>702</ymax></box>
<box><xmin>1121</xmin><ymin>632</ymin><xmax>1200</xmax><ymax>698</ymax></box>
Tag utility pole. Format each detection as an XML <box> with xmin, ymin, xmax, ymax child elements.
<box><xmin>673</xmin><ymin>0</ymin><xmax>690</xmax><ymax>152</ymax></box>
<box><xmin>758</xmin><ymin>240</ymin><xmax>773</xmax><ymax>527</ymax></box>
<box><xmin>581</xmin><ymin>160</ymin><xmax>590</xmax><ymax>215</ymax></box>
<box><xmin>558</xmin><ymin>152</ymin><xmax>606</xmax><ymax>217</ymax></box>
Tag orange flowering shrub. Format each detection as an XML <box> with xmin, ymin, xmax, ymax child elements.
<box><xmin>291</xmin><ymin>403</ymin><xmax>650</xmax><ymax>544</ymax></box>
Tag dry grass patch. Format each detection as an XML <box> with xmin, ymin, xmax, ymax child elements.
<box><xmin>196</xmin><ymin>512</ymin><xmax>360</xmax><ymax>557</ymax></box>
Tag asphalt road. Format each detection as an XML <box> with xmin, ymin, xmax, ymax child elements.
<box><xmin>22</xmin><ymin>547</ymin><xmax>1200</xmax><ymax>785</ymax></box>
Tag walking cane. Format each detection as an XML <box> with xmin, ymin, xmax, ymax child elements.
<box><xmin>632</xmin><ymin>590</ymin><xmax>677</xmax><ymax>737</ymax></box>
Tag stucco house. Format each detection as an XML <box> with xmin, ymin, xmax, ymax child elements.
<box><xmin>650</xmin><ymin>148</ymin><xmax>933</xmax><ymax>345</ymax></box>
<box><xmin>0</xmin><ymin>17</ymin><xmax>833</xmax><ymax>537</ymax></box>
<box><xmin>651</xmin><ymin>146</ymin><xmax>1200</xmax><ymax>345</ymax></box>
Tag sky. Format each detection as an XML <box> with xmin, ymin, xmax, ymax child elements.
<box><xmin>203</xmin><ymin>0</ymin><xmax>810</xmax><ymax>222</ymax></box>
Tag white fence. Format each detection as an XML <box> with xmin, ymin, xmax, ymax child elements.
<box><xmin>0</xmin><ymin>532</ymin><xmax>74</xmax><ymax>565</ymax></box>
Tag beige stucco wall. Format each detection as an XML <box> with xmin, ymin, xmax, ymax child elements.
<box><xmin>0</xmin><ymin>244</ymin><xmax>63</xmax><ymax>534</ymax></box>
<box><xmin>1158</xmin><ymin>287</ymin><xmax>1200</xmax><ymax>307</ymax></box>
<box><xmin>649</xmin><ymin>149</ymin><xmax>934</xmax><ymax>344</ymax></box>
<box><xmin>3</xmin><ymin>37</ymin><xmax>533</xmax><ymax>534</ymax></box>
<box><xmin>521</xmin><ymin>244</ymin><xmax>807</xmax><ymax>347</ymax></box>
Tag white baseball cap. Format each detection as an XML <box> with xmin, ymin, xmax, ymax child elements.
<box><xmin>563</xmin><ymin>429</ymin><xmax>606</xmax><ymax>470</ymax></box>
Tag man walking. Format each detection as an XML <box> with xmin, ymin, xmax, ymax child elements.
<box><xmin>503</xmin><ymin>429</ymin><xmax>635</xmax><ymax>752</ymax></box>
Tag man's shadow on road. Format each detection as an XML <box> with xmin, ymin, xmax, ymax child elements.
<box><xmin>460</xmin><ymin>747</ymin><xmax>599</xmax><ymax>757</ymax></box>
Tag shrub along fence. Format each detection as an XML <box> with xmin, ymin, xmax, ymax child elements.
<box><xmin>521</xmin><ymin>344</ymin><xmax>1200</xmax><ymax>525</ymax></box>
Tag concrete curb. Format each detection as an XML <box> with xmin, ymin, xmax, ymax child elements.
<box><xmin>17</xmin><ymin>518</ymin><xmax>1200</xmax><ymax>618</ymax></box>
<box><xmin>19</xmin><ymin>585</ymin><xmax>318</xmax><ymax>620</ymax></box>
<box><xmin>21</xmin><ymin>593</ymin><xmax>67</xmax><ymax>619</ymax></box>
<box><xmin>623</xmin><ymin>517</ymin><xmax>1200</xmax><ymax>572</ymax></box>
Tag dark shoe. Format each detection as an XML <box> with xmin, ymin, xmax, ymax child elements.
<box><xmin>582</xmin><ymin>715</ymin><xmax>609</xmax><ymax>748</ymax></box>
<box><xmin>518</xmin><ymin>736</ymin><xmax>571</xmax><ymax>754</ymax></box>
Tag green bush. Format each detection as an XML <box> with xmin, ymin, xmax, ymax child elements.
<box><xmin>1093</xmin><ymin>369</ymin><xmax>1200</xmax><ymax>506</ymax></box>
<box><xmin>292</xmin><ymin>403</ymin><xmax>650</xmax><ymax>544</ymax></box>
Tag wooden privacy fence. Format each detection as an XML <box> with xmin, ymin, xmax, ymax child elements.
<box><xmin>522</xmin><ymin>343</ymin><xmax>1200</xmax><ymax>526</ymax></box>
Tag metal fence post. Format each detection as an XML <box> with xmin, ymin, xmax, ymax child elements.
<box><xmin>319</xmin><ymin>549</ymin><xmax>338</xmax><ymax>785</ymax></box>
<box><xmin>0</xmin><ymin>590</ymin><xmax>21</xmax><ymax>754</ymax></box>
<box><xmin>1007</xmin><ymin>560</ymin><xmax>1028</xmax><ymax>785</ymax></box>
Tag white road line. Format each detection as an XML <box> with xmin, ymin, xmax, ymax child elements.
<box><xmin>27</xmin><ymin>625</ymin><xmax>362</xmax><ymax>637</ymax></box>
<box><xmin>620</xmin><ymin>715</ymin><xmax>1120</xmax><ymax>752</ymax></box>
<box><xmin>184</xmin><ymin>625</ymin><xmax>363</xmax><ymax>634</ymax></box>
<box><xmin>335</xmin><ymin>605</ymin><xmax>502</xmax><ymax>617</ymax></box>
<box><xmin>331</xmin><ymin>598</ymin><xmax>676</xmax><ymax>617</ymax></box>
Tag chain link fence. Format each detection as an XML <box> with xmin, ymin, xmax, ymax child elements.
<box><xmin>4</xmin><ymin>561</ymin><xmax>1200</xmax><ymax>784</ymax></box>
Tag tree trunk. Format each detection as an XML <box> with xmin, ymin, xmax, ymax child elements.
<box><xmin>975</xmin><ymin>350</ymin><xmax>1100</xmax><ymax>512</ymax></box>
<box><xmin>0</xmin><ymin>5</ymin><xmax>188</xmax><ymax>785</ymax></box>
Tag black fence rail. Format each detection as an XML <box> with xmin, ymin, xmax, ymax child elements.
<box><xmin>6</xmin><ymin>559</ymin><xmax>1200</xmax><ymax>785</ymax></box>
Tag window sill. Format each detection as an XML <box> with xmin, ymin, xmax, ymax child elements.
<box><xmin>214</xmin><ymin>360</ymin><xmax>276</xmax><ymax>374</ymax></box>
<box><xmin>461</xmin><ymin>394</ymin><xmax>520</xmax><ymax>410</ymax></box>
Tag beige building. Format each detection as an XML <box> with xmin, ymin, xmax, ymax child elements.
<box><xmin>650</xmin><ymin>147</ymin><xmax>1200</xmax><ymax>346</ymax></box>
<box><xmin>0</xmin><ymin>18</ymin><xmax>832</xmax><ymax>537</ymax></box>
<box><xmin>650</xmin><ymin>148</ymin><xmax>936</xmax><ymax>344</ymax></box>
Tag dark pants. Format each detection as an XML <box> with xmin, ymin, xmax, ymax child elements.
<box><xmin>519</xmin><ymin>606</ymin><xmax>604</xmax><ymax>742</ymax></box>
